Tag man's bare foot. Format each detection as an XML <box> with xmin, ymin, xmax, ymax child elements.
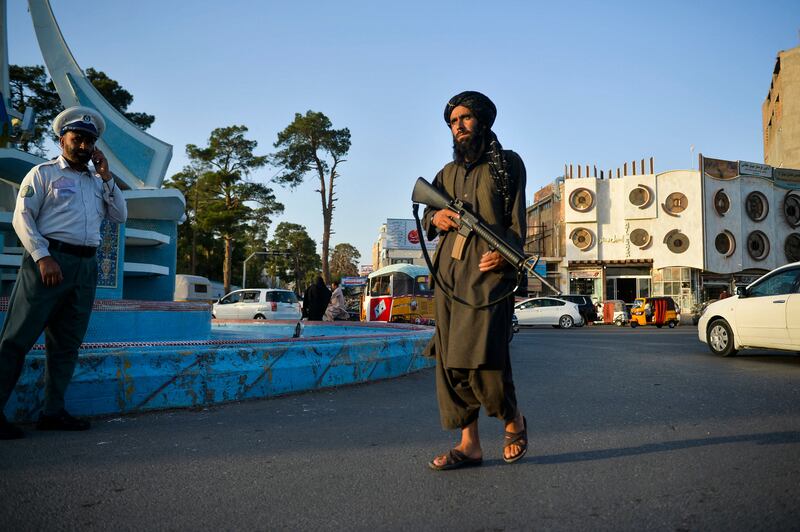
<box><xmin>504</xmin><ymin>413</ymin><xmax>527</xmax><ymax>461</ymax></box>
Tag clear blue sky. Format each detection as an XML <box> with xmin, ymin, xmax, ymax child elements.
<box><xmin>7</xmin><ymin>0</ymin><xmax>800</xmax><ymax>267</ymax></box>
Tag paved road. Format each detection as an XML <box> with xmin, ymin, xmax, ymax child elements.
<box><xmin>1</xmin><ymin>325</ymin><xmax>799</xmax><ymax>531</ymax></box>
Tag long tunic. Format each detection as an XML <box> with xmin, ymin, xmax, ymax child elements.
<box><xmin>422</xmin><ymin>150</ymin><xmax>527</xmax><ymax>369</ymax></box>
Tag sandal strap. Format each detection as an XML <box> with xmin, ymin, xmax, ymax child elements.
<box><xmin>504</xmin><ymin>433</ymin><xmax>527</xmax><ymax>448</ymax></box>
<box><xmin>503</xmin><ymin>416</ymin><xmax>528</xmax><ymax>448</ymax></box>
<box><xmin>448</xmin><ymin>449</ymin><xmax>468</xmax><ymax>463</ymax></box>
<box><xmin>433</xmin><ymin>448</ymin><xmax>473</xmax><ymax>467</ymax></box>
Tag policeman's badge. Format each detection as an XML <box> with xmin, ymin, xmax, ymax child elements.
<box><xmin>20</xmin><ymin>185</ymin><xmax>34</xmax><ymax>198</ymax></box>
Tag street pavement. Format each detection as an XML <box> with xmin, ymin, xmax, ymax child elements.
<box><xmin>1</xmin><ymin>325</ymin><xmax>799</xmax><ymax>531</ymax></box>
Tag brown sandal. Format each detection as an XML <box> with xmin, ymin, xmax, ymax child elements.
<box><xmin>428</xmin><ymin>449</ymin><xmax>483</xmax><ymax>471</ymax></box>
<box><xmin>503</xmin><ymin>416</ymin><xmax>528</xmax><ymax>464</ymax></box>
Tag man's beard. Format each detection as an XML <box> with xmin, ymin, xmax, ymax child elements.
<box><xmin>63</xmin><ymin>146</ymin><xmax>92</xmax><ymax>166</ymax></box>
<box><xmin>452</xmin><ymin>129</ymin><xmax>485</xmax><ymax>165</ymax></box>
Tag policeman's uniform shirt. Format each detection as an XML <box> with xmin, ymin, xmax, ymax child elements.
<box><xmin>13</xmin><ymin>155</ymin><xmax>128</xmax><ymax>262</ymax></box>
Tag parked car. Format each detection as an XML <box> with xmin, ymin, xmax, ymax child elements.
<box><xmin>698</xmin><ymin>261</ymin><xmax>800</xmax><ymax>356</ymax></box>
<box><xmin>514</xmin><ymin>297</ymin><xmax>584</xmax><ymax>328</ymax></box>
<box><xmin>212</xmin><ymin>288</ymin><xmax>302</xmax><ymax>320</ymax></box>
<box><xmin>556</xmin><ymin>294</ymin><xmax>598</xmax><ymax>324</ymax></box>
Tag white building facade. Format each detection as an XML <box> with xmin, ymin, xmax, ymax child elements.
<box><xmin>563</xmin><ymin>156</ymin><xmax>800</xmax><ymax>314</ymax></box>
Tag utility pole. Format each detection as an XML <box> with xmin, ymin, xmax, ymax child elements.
<box><xmin>242</xmin><ymin>251</ymin><xmax>290</xmax><ymax>288</ymax></box>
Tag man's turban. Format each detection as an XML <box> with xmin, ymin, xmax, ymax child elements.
<box><xmin>444</xmin><ymin>91</ymin><xmax>497</xmax><ymax>128</ymax></box>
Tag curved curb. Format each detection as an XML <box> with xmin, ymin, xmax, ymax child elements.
<box><xmin>7</xmin><ymin>327</ymin><xmax>434</xmax><ymax>422</ymax></box>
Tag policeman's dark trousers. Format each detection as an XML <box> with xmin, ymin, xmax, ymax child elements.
<box><xmin>0</xmin><ymin>250</ymin><xmax>97</xmax><ymax>416</ymax></box>
<box><xmin>435</xmin><ymin>348</ymin><xmax>518</xmax><ymax>430</ymax></box>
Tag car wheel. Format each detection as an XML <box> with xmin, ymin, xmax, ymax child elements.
<box><xmin>254</xmin><ymin>314</ymin><xmax>266</xmax><ymax>320</ymax></box>
<box><xmin>614</xmin><ymin>318</ymin><xmax>624</xmax><ymax>327</ymax></box>
<box><xmin>707</xmin><ymin>319</ymin><xmax>738</xmax><ymax>357</ymax></box>
<box><xmin>559</xmin><ymin>315</ymin><xmax>574</xmax><ymax>329</ymax></box>
<box><xmin>668</xmin><ymin>321</ymin><xmax>677</xmax><ymax>328</ymax></box>
<box><xmin>630</xmin><ymin>321</ymin><xmax>638</xmax><ymax>328</ymax></box>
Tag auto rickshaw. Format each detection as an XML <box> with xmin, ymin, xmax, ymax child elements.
<box><xmin>601</xmin><ymin>299</ymin><xmax>629</xmax><ymax>326</ymax></box>
<box><xmin>629</xmin><ymin>296</ymin><xmax>679</xmax><ymax>328</ymax></box>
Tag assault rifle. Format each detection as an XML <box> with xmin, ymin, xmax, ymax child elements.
<box><xmin>411</xmin><ymin>177</ymin><xmax>561</xmax><ymax>295</ymax></box>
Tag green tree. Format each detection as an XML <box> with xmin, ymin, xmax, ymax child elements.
<box><xmin>329</xmin><ymin>243</ymin><xmax>361</xmax><ymax>281</ymax></box>
<box><xmin>85</xmin><ymin>68</ymin><xmax>155</xmax><ymax>129</ymax></box>
<box><xmin>8</xmin><ymin>64</ymin><xmax>154</xmax><ymax>155</ymax></box>
<box><xmin>270</xmin><ymin>111</ymin><xmax>351</xmax><ymax>283</ymax></box>
<box><xmin>7</xmin><ymin>65</ymin><xmax>60</xmax><ymax>155</ymax></box>
<box><xmin>264</xmin><ymin>223</ymin><xmax>321</xmax><ymax>292</ymax></box>
<box><xmin>184</xmin><ymin>125</ymin><xmax>284</xmax><ymax>293</ymax></box>
<box><xmin>163</xmin><ymin>164</ymin><xmax>212</xmax><ymax>276</ymax></box>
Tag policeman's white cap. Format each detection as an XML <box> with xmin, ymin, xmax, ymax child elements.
<box><xmin>52</xmin><ymin>106</ymin><xmax>106</xmax><ymax>139</ymax></box>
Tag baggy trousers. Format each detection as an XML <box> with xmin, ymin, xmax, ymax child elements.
<box><xmin>0</xmin><ymin>249</ymin><xmax>97</xmax><ymax>416</ymax></box>
<box><xmin>435</xmin><ymin>348</ymin><xmax>518</xmax><ymax>430</ymax></box>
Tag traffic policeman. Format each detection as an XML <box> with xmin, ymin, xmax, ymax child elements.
<box><xmin>0</xmin><ymin>106</ymin><xmax>127</xmax><ymax>439</ymax></box>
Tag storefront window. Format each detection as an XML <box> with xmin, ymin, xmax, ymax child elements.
<box><xmin>569</xmin><ymin>278</ymin><xmax>597</xmax><ymax>296</ymax></box>
<box><xmin>652</xmin><ymin>267</ymin><xmax>697</xmax><ymax>313</ymax></box>
<box><xmin>638</xmin><ymin>279</ymin><xmax>650</xmax><ymax>298</ymax></box>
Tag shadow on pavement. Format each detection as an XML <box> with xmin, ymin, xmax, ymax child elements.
<box><xmin>527</xmin><ymin>431</ymin><xmax>800</xmax><ymax>465</ymax></box>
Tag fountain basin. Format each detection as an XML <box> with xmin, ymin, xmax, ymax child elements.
<box><xmin>6</xmin><ymin>320</ymin><xmax>434</xmax><ymax>422</ymax></box>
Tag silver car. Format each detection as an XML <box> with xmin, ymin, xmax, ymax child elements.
<box><xmin>213</xmin><ymin>289</ymin><xmax>302</xmax><ymax>320</ymax></box>
<box><xmin>514</xmin><ymin>297</ymin><xmax>584</xmax><ymax>328</ymax></box>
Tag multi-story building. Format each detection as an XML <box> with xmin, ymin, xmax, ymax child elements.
<box><xmin>524</xmin><ymin>177</ymin><xmax>565</xmax><ymax>294</ymax></box>
<box><xmin>371</xmin><ymin>218</ymin><xmax>437</xmax><ymax>270</ymax></box>
<box><xmin>763</xmin><ymin>45</ymin><xmax>800</xmax><ymax>169</ymax></box>
<box><xmin>560</xmin><ymin>156</ymin><xmax>800</xmax><ymax>314</ymax></box>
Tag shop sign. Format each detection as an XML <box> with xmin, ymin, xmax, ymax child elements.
<box><xmin>739</xmin><ymin>160</ymin><xmax>772</xmax><ymax>178</ymax></box>
<box><xmin>775</xmin><ymin>167</ymin><xmax>800</xmax><ymax>183</ymax></box>
<box><xmin>570</xmin><ymin>269</ymin><xmax>601</xmax><ymax>279</ymax></box>
<box><xmin>702</xmin><ymin>156</ymin><xmax>738</xmax><ymax>179</ymax></box>
<box><xmin>385</xmin><ymin>219</ymin><xmax>438</xmax><ymax>250</ymax></box>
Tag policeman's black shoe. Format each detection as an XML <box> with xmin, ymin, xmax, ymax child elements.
<box><xmin>0</xmin><ymin>414</ymin><xmax>25</xmax><ymax>440</ymax></box>
<box><xmin>36</xmin><ymin>409</ymin><xmax>91</xmax><ymax>431</ymax></box>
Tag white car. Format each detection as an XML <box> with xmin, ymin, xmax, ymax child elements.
<box><xmin>698</xmin><ymin>261</ymin><xmax>800</xmax><ymax>356</ymax></box>
<box><xmin>212</xmin><ymin>288</ymin><xmax>302</xmax><ymax>320</ymax></box>
<box><xmin>514</xmin><ymin>297</ymin><xmax>584</xmax><ymax>328</ymax></box>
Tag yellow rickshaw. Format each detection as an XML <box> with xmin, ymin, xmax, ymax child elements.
<box><xmin>629</xmin><ymin>296</ymin><xmax>679</xmax><ymax>328</ymax></box>
<box><xmin>362</xmin><ymin>264</ymin><xmax>435</xmax><ymax>324</ymax></box>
